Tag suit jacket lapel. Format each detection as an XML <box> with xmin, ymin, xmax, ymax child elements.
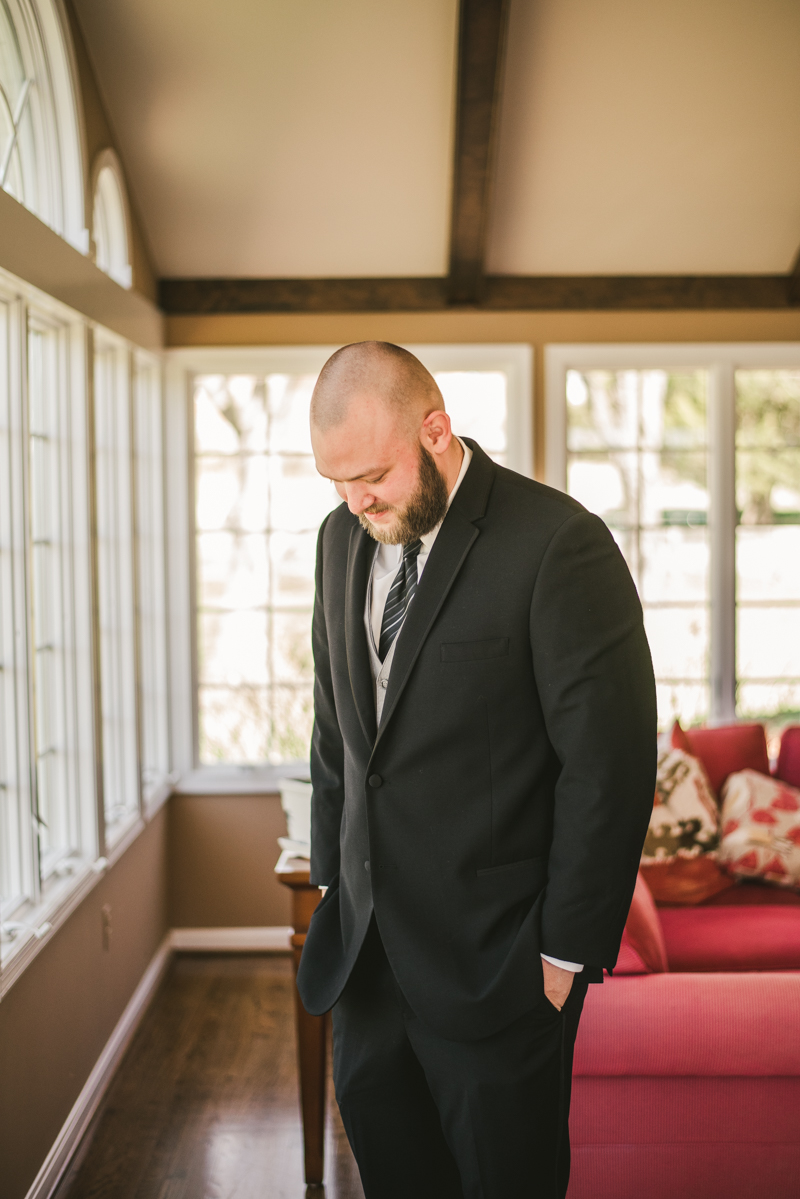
<box><xmin>344</xmin><ymin>522</ymin><xmax>378</xmax><ymax>748</ymax></box>
<box><xmin>374</xmin><ymin>440</ymin><xmax>495</xmax><ymax>749</ymax></box>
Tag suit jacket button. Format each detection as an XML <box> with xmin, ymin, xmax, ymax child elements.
<box><xmin>364</xmin><ymin>860</ymin><xmax>370</xmax><ymax>872</ymax></box>
<box><xmin>368</xmin><ymin>774</ymin><xmax>382</xmax><ymax>788</ymax></box>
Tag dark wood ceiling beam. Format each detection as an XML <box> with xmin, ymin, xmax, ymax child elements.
<box><xmin>159</xmin><ymin>277</ymin><xmax>448</xmax><ymax>315</ymax></box>
<box><xmin>483</xmin><ymin>274</ymin><xmax>794</xmax><ymax>310</ymax></box>
<box><xmin>447</xmin><ymin>0</ymin><xmax>511</xmax><ymax>306</ymax></box>
<box><xmin>160</xmin><ymin>274</ymin><xmax>798</xmax><ymax>315</ymax></box>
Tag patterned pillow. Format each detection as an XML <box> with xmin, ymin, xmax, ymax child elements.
<box><xmin>642</xmin><ymin>748</ymin><xmax>720</xmax><ymax>863</ymax></box>
<box><xmin>718</xmin><ymin>769</ymin><xmax>800</xmax><ymax>890</ymax></box>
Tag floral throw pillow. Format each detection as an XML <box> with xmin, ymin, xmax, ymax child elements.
<box><xmin>642</xmin><ymin>749</ymin><xmax>720</xmax><ymax>862</ymax></box>
<box><xmin>718</xmin><ymin>769</ymin><xmax>800</xmax><ymax>889</ymax></box>
<box><xmin>640</xmin><ymin>749</ymin><xmax>730</xmax><ymax>904</ymax></box>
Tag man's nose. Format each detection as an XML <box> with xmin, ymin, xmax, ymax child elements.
<box><xmin>344</xmin><ymin>483</ymin><xmax>374</xmax><ymax>515</ymax></box>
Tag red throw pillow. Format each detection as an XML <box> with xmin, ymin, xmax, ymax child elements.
<box><xmin>670</xmin><ymin>719</ymin><xmax>692</xmax><ymax>755</ymax></box>
<box><xmin>777</xmin><ymin>726</ymin><xmax>800</xmax><ymax>789</ymax></box>
<box><xmin>614</xmin><ymin>872</ymin><xmax>669</xmax><ymax>974</ymax></box>
<box><xmin>671</xmin><ymin>719</ymin><xmax>770</xmax><ymax>797</ymax></box>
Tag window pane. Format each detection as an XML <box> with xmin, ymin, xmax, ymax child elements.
<box><xmin>435</xmin><ymin>371</ymin><xmax>507</xmax><ymax>458</ymax></box>
<box><xmin>199</xmin><ymin>610</ymin><xmax>268</xmax><ymax>686</ymax></box>
<box><xmin>566</xmin><ymin>369</ymin><xmax>710</xmax><ymax>728</ymax></box>
<box><xmin>27</xmin><ymin>326</ymin><xmax>75</xmax><ymax>876</ymax></box>
<box><xmin>199</xmin><ymin>685</ymin><xmax>269</xmax><ymax>763</ymax></box>
<box><xmin>0</xmin><ymin>298</ymin><xmax>28</xmax><ymax>916</ymax></box>
<box><xmin>567</xmin><ymin>452</ymin><xmax>638</xmax><ymax>526</ymax></box>
<box><xmin>95</xmin><ymin>345</ymin><xmax>139</xmax><ymax>838</ymax></box>
<box><xmin>197</xmin><ymin>532</ymin><xmax>268</xmax><ymax>611</ymax></box>
<box><xmin>639</xmin><ymin>528</ymin><xmax>709</xmax><ymax>605</ymax></box>
<box><xmin>735</xmin><ymin>371</ymin><xmax>800</xmax><ymax>734</ymax></box>
<box><xmin>195</xmin><ymin>370</ymin><xmax>331</xmax><ymax>765</ymax></box>
<box><xmin>268</xmin><ymin>374</ymin><xmax>317</xmax><ymax>453</ymax></box>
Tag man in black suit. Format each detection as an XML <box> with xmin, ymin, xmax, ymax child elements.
<box><xmin>297</xmin><ymin>342</ymin><xmax>656</xmax><ymax>1199</ymax></box>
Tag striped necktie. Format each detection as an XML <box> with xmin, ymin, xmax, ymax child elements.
<box><xmin>378</xmin><ymin>539</ymin><xmax>422</xmax><ymax>662</ymax></box>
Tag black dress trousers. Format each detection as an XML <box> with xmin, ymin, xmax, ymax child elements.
<box><xmin>332</xmin><ymin>918</ymin><xmax>590</xmax><ymax>1199</ymax></box>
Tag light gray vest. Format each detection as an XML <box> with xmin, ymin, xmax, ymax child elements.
<box><xmin>364</xmin><ymin>569</ymin><xmax>400</xmax><ymax>725</ymax></box>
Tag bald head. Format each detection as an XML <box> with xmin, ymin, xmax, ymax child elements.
<box><xmin>310</xmin><ymin>341</ymin><xmax>443</xmax><ymax>437</ymax></box>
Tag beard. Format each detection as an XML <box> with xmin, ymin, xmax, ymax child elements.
<box><xmin>358</xmin><ymin>444</ymin><xmax>450</xmax><ymax>545</ymax></box>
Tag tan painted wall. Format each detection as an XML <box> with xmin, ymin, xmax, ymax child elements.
<box><xmin>64</xmin><ymin>0</ymin><xmax>158</xmax><ymax>304</ymax></box>
<box><xmin>166</xmin><ymin>308</ymin><xmax>800</xmax><ymax>477</ymax></box>
<box><xmin>0</xmin><ymin>807</ymin><xmax>168</xmax><ymax>1199</ymax></box>
<box><xmin>168</xmin><ymin>794</ymin><xmax>292</xmax><ymax>929</ymax></box>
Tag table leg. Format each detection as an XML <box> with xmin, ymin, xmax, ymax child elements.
<box><xmin>291</xmin><ymin>931</ymin><xmax>327</xmax><ymax>1186</ymax></box>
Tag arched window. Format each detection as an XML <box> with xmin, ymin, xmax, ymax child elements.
<box><xmin>0</xmin><ymin>0</ymin><xmax>86</xmax><ymax>250</ymax></box>
<box><xmin>92</xmin><ymin>149</ymin><xmax>132</xmax><ymax>288</ymax></box>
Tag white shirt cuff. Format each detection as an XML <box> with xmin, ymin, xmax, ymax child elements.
<box><xmin>541</xmin><ymin>953</ymin><xmax>584</xmax><ymax>973</ymax></box>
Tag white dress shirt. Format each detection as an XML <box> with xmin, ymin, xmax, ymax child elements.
<box><xmin>363</xmin><ymin>438</ymin><xmax>583</xmax><ymax>976</ymax></box>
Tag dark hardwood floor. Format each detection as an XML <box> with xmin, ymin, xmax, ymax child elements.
<box><xmin>53</xmin><ymin>954</ymin><xmax>364</xmax><ymax>1199</ymax></box>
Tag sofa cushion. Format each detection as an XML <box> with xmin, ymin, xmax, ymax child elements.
<box><xmin>613</xmin><ymin>872</ymin><xmax>668</xmax><ymax>974</ymax></box>
<box><xmin>671</xmin><ymin>720</ymin><xmax>770</xmax><ymax>796</ymax></box>
<box><xmin>718</xmin><ymin>769</ymin><xmax>800</xmax><ymax>890</ymax></box>
<box><xmin>641</xmin><ymin>748</ymin><xmax>732</xmax><ymax>904</ymax></box>
<box><xmin>777</xmin><ymin>725</ymin><xmax>800</xmax><ymax>788</ymax></box>
<box><xmin>659</xmin><ymin>905</ymin><xmax>800</xmax><ymax>972</ymax></box>
<box><xmin>573</xmin><ymin>972</ymin><xmax>800</xmax><ymax>1077</ymax></box>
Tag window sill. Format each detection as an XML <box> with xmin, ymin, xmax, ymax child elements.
<box><xmin>173</xmin><ymin>762</ymin><xmax>309</xmax><ymax>796</ymax></box>
<box><xmin>0</xmin><ymin>860</ymin><xmax>103</xmax><ymax>998</ymax></box>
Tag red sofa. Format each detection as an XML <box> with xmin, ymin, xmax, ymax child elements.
<box><xmin>567</xmin><ymin>886</ymin><xmax>800</xmax><ymax>1198</ymax></box>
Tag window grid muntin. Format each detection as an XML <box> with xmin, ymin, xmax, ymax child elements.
<box><xmin>565</xmin><ymin>368</ymin><xmax>711</xmax><ymax>726</ymax></box>
<box><xmin>194</xmin><ymin>373</ymin><xmax>325</xmax><ymax>764</ymax></box>
<box><xmin>734</xmin><ymin>370</ymin><xmax>800</xmax><ymax>736</ymax></box>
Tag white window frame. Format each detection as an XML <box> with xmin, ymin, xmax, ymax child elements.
<box><xmin>0</xmin><ymin>263</ymin><xmax>168</xmax><ymax>995</ymax></box>
<box><xmin>0</xmin><ymin>270</ymin><xmax>100</xmax><ymax>991</ymax></box>
<box><xmin>0</xmin><ymin>0</ymin><xmax>88</xmax><ymax>251</ymax></box>
<box><xmin>167</xmin><ymin>343</ymin><xmax>533</xmax><ymax>792</ymax></box>
<box><xmin>91</xmin><ymin>148</ymin><xmax>133</xmax><ymax>289</ymax></box>
<box><xmin>546</xmin><ymin>343</ymin><xmax>800</xmax><ymax>725</ymax></box>
<box><xmin>133</xmin><ymin>350</ymin><xmax>172</xmax><ymax>811</ymax></box>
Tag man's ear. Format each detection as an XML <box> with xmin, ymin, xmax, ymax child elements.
<box><xmin>421</xmin><ymin>409</ymin><xmax>452</xmax><ymax>456</ymax></box>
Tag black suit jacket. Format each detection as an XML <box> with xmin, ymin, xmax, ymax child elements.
<box><xmin>296</xmin><ymin>440</ymin><xmax>657</xmax><ymax>1040</ymax></box>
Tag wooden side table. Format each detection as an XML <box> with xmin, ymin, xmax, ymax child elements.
<box><xmin>276</xmin><ymin>856</ymin><xmax>328</xmax><ymax>1186</ymax></box>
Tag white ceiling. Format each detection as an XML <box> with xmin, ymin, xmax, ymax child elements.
<box><xmin>72</xmin><ymin>0</ymin><xmax>458</xmax><ymax>277</ymax></box>
<box><xmin>73</xmin><ymin>0</ymin><xmax>800</xmax><ymax>279</ymax></box>
<box><xmin>488</xmin><ymin>0</ymin><xmax>800</xmax><ymax>275</ymax></box>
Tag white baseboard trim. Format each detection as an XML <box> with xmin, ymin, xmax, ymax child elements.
<box><xmin>24</xmin><ymin>934</ymin><xmax>173</xmax><ymax>1199</ymax></box>
<box><xmin>170</xmin><ymin>925</ymin><xmax>292</xmax><ymax>951</ymax></box>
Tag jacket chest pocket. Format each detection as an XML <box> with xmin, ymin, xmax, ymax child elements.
<box><xmin>440</xmin><ymin>637</ymin><xmax>509</xmax><ymax>663</ymax></box>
